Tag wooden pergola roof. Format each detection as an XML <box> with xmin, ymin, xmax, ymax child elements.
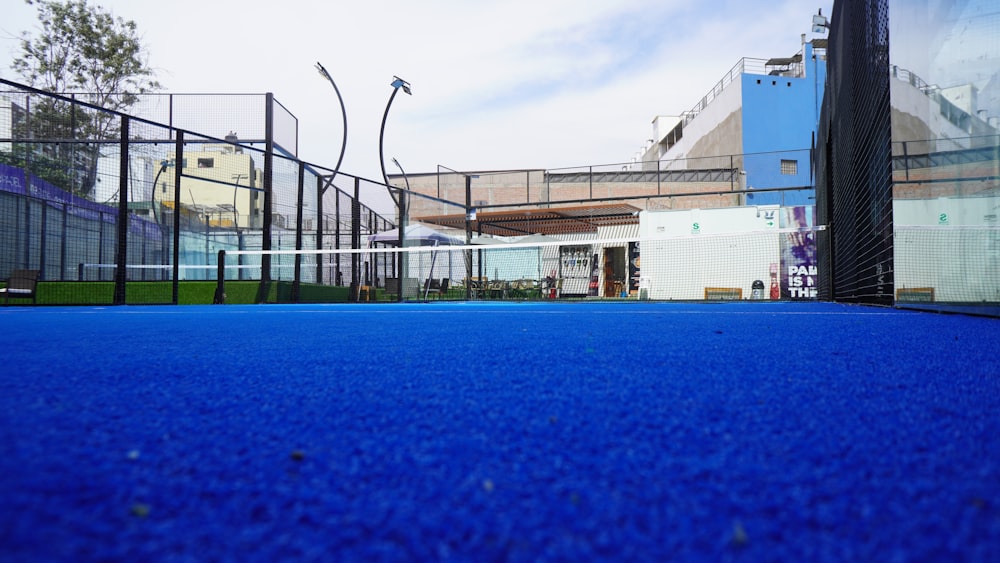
<box><xmin>417</xmin><ymin>203</ymin><xmax>642</xmax><ymax>237</ymax></box>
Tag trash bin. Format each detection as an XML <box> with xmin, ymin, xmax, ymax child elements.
<box><xmin>751</xmin><ymin>280</ymin><xmax>765</xmax><ymax>300</ymax></box>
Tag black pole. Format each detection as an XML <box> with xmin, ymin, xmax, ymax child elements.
<box><xmin>335</xmin><ymin>186</ymin><xmax>341</xmax><ymax>285</ymax></box>
<box><xmin>391</xmin><ymin>158</ymin><xmax>412</xmax><ymax>302</ymax></box>
<box><xmin>214</xmin><ymin>250</ymin><xmax>226</xmax><ymax>304</ymax></box>
<box><xmin>466</xmin><ymin>175</ymin><xmax>473</xmax><ymax>300</ymax></box>
<box><xmin>316</xmin><ymin>62</ymin><xmax>349</xmax><ymax>181</ymax></box>
<box><xmin>113</xmin><ymin>116</ymin><xmax>130</xmax><ymax>305</ymax></box>
<box><xmin>380</xmin><ymin>88</ymin><xmax>400</xmax><ymax>188</ymax></box>
<box><xmin>172</xmin><ymin>132</ymin><xmax>183</xmax><ymax>304</ymax></box>
<box><xmin>293</xmin><ymin>162</ymin><xmax>305</xmax><ymax>303</ymax></box>
<box><xmin>351</xmin><ymin>177</ymin><xmax>361</xmax><ymax>302</ymax></box>
<box><xmin>316</xmin><ymin>175</ymin><xmax>324</xmax><ymax>285</ymax></box>
<box><xmin>315</xmin><ymin>62</ymin><xmax>349</xmax><ymax>287</ymax></box>
<box><xmin>379</xmin><ymin>76</ymin><xmax>411</xmax><ymax>202</ymax></box>
<box><xmin>259</xmin><ymin>93</ymin><xmax>275</xmax><ymax>304</ymax></box>
<box><xmin>397</xmin><ymin>191</ymin><xmax>406</xmax><ymax>302</ymax></box>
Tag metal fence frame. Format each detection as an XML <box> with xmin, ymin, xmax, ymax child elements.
<box><xmin>0</xmin><ymin>78</ymin><xmax>392</xmax><ymax>304</ymax></box>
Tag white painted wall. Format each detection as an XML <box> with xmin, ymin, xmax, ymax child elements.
<box><xmin>894</xmin><ymin>196</ymin><xmax>1000</xmax><ymax>302</ymax></box>
<box><xmin>894</xmin><ymin>196</ymin><xmax>1000</xmax><ymax>226</ymax></box>
<box><xmin>659</xmin><ymin>80</ymin><xmax>744</xmax><ymax>169</ymax></box>
<box><xmin>891</xmin><ymin>80</ymin><xmax>984</xmax><ymax>148</ymax></box>
<box><xmin>638</xmin><ymin>206</ymin><xmax>781</xmax><ymax>300</ymax></box>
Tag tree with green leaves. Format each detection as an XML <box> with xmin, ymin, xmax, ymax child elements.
<box><xmin>13</xmin><ymin>0</ymin><xmax>160</xmax><ymax>114</ymax></box>
<box><xmin>8</xmin><ymin>0</ymin><xmax>161</xmax><ymax>197</ymax></box>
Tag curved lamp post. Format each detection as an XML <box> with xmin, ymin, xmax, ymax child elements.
<box><xmin>379</xmin><ymin>76</ymin><xmax>411</xmax><ymax>188</ymax></box>
<box><xmin>314</xmin><ymin>62</ymin><xmax>348</xmax><ymax>286</ymax></box>
<box><xmin>379</xmin><ymin>76</ymin><xmax>411</xmax><ymax>298</ymax></box>
<box><xmin>314</xmin><ymin>62</ymin><xmax>349</xmax><ymax>179</ymax></box>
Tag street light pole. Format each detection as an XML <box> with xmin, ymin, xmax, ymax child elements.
<box><xmin>392</xmin><ymin>157</ymin><xmax>410</xmax><ymax>302</ymax></box>
<box><xmin>379</xmin><ymin>76</ymin><xmax>411</xmax><ymax>189</ymax></box>
<box><xmin>379</xmin><ymin>76</ymin><xmax>411</xmax><ymax>298</ymax></box>
<box><xmin>315</xmin><ymin>62</ymin><xmax>348</xmax><ymax>179</ymax></box>
<box><xmin>391</xmin><ymin>156</ymin><xmax>410</xmax><ymax>242</ymax></box>
<box><xmin>314</xmin><ymin>62</ymin><xmax>348</xmax><ymax>286</ymax></box>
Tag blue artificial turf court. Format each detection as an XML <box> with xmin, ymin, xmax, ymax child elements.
<box><xmin>1</xmin><ymin>301</ymin><xmax>998</xmax><ymax>561</ymax></box>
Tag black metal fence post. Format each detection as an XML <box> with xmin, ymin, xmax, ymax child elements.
<box><xmin>316</xmin><ymin>175</ymin><xmax>324</xmax><ymax>285</ymax></box>
<box><xmin>465</xmin><ymin>175</ymin><xmax>473</xmax><ymax>300</ymax></box>
<box><xmin>293</xmin><ymin>162</ymin><xmax>304</xmax><ymax>303</ymax></box>
<box><xmin>113</xmin><ymin>116</ymin><xmax>130</xmax><ymax>305</ymax></box>
<box><xmin>351</xmin><ymin>177</ymin><xmax>361</xmax><ymax>302</ymax></box>
<box><xmin>335</xmin><ymin>186</ymin><xmax>342</xmax><ymax>287</ymax></box>
<box><xmin>171</xmin><ymin>131</ymin><xmax>183</xmax><ymax>305</ymax></box>
<box><xmin>258</xmin><ymin>93</ymin><xmax>275</xmax><ymax>304</ymax></box>
<box><xmin>397</xmin><ymin>189</ymin><xmax>406</xmax><ymax>303</ymax></box>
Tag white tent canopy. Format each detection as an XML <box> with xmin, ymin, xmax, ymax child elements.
<box><xmin>367</xmin><ymin>222</ymin><xmax>464</xmax><ymax>247</ymax></box>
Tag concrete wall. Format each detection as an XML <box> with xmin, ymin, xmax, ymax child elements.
<box><xmin>741</xmin><ymin>43</ymin><xmax>825</xmax><ymax>206</ymax></box>
<box><xmin>661</xmin><ymin>80</ymin><xmax>744</xmax><ymax>167</ymax></box>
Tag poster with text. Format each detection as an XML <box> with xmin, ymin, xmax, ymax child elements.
<box><xmin>780</xmin><ymin>206</ymin><xmax>818</xmax><ymax>299</ymax></box>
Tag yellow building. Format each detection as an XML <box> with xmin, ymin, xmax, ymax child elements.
<box><xmin>154</xmin><ymin>141</ymin><xmax>263</xmax><ymax>229</ymax></box>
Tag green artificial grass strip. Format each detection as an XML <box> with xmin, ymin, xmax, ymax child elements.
<box><xmin>6</xmin><ymin>281</ymin><xmax>352</xmax><ymax>306</ymax></box>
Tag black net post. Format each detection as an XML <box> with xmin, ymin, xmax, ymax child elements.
<box><xmin>214</xmin><ymin>250</ymin><xmax>226</xmax><ymax>304</ymax></box>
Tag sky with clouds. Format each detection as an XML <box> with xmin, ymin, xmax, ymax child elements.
<box><xmin>1</xmin><ymin>0</ymin><xmax>833</xmax><ymax>196</ymax></box>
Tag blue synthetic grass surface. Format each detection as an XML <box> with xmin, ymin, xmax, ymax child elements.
<box><xmin>1</xmin><ymin>302</ymin><xmax>998</xmax><ymax>561</ymax></box>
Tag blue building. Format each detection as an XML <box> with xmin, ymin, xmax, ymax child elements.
<box><xmin>642</xmin><ymin>35</ymin><xmax>827</xmax><ymax>206</ymax></box>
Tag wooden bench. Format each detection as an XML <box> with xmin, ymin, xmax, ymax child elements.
<box><xmin>1</xmin><ymin>269</ymin><xmax>40</xmax><ymax>305</ymax></box>
<box><xmin>896</xmin><ymin>287</ymin><xmax>935</xmax><ymax>303</ymax></box>
<box><xmin>704</xmin><ymin>287</ymin><xmax>743</xmax><ymax>301</ymax></box>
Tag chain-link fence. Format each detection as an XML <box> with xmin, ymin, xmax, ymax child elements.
<box><xmin>0</xmin><ymin>79</ymin><xmax>391</xmax><ymax>304</ymax></box>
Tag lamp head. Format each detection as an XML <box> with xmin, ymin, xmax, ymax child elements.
<box><xmin>812</xmin><ymin>9</ymin><xmax>829</xmax><ymax>33</ymax></box>
<box><xmin>315</xmin><ymin>61</ymin><xmax>331</xmax><ymax>80</ymax></box>
<box><xmin>391</xmin><ymin>76</ymin><xmax>412</xmax><ymax>95</ymax></box>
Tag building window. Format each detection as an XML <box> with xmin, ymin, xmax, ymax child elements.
<box><xmin>197</xmin><ymin>158</ymin><xmax>214</xmax><ymax>168</ymax></box>
<box><xmin>780</xmin><ymin>159</ymin><xmax>798</xmax><ymax>175</ymax></box>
